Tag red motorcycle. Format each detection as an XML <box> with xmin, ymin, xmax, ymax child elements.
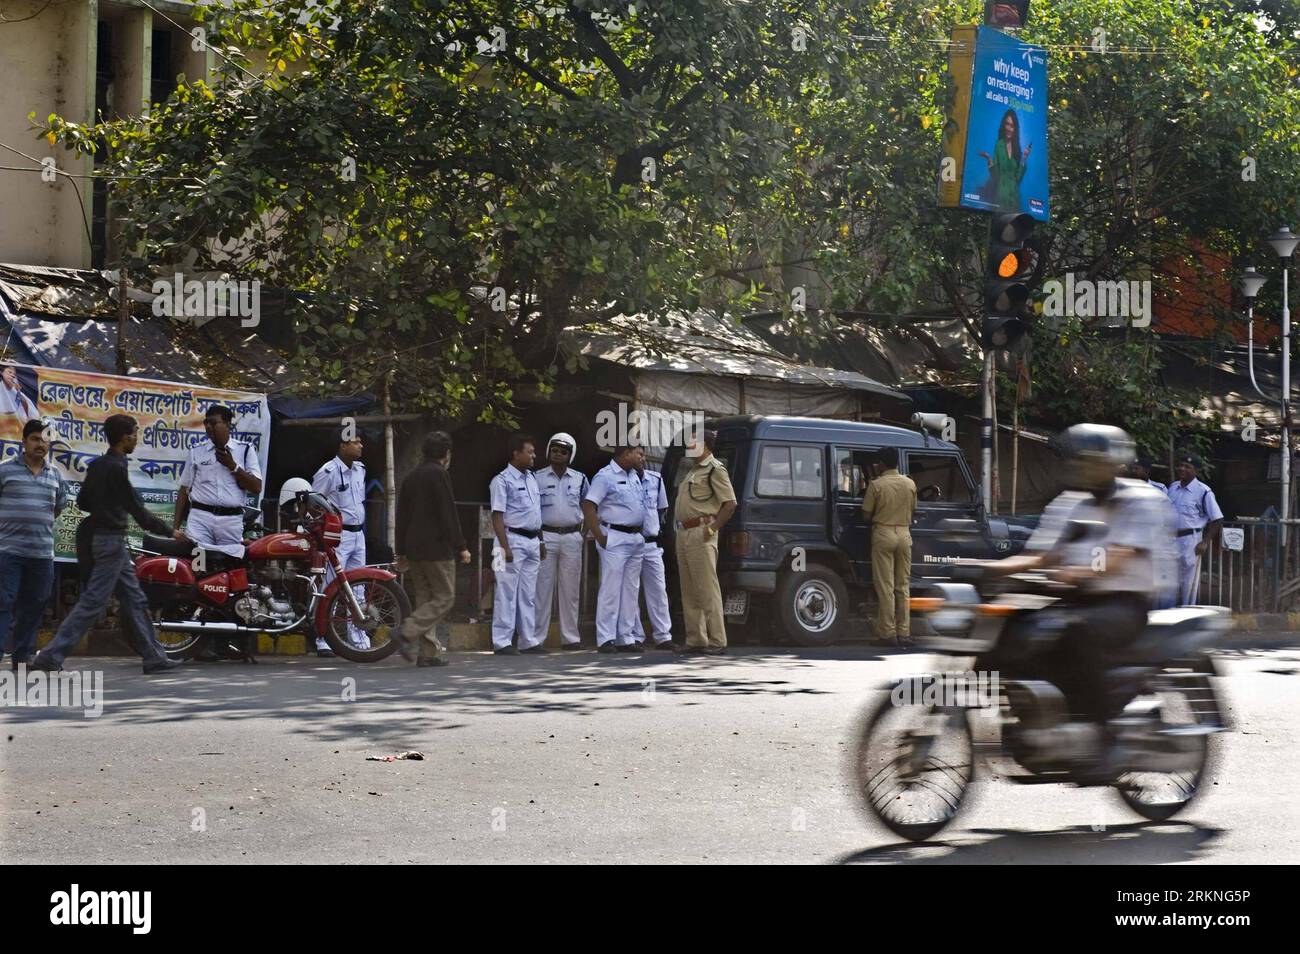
<box><xmin>130</xmin><ymin>491</ymin><xmax>410</xmax><ymax>663</ymax></box>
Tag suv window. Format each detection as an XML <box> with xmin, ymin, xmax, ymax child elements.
<box><xmin>906</xmin><ymin>453</ymin><xmax>973</xmax><ymax>504</ymax></box>
<box><xmin>756</xmin><ymin>445</ymin><xmax>823</xmax><ymax>499</ymax></box>
<box><xmin>833</xmin><ymin>447</ymin><xmax>879</xmax><ymax>498</ymax></box>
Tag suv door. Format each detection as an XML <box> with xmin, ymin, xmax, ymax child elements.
<box><xmin>746</xmin><ymin>441</ymin><xmax>827</xmax><ymax>560</ymax></box>
<box><xmin>901</xmin><ymin>449</ymin><xmax>987</xmax><ymax>576</ymax></box>
<box><xmin>830</xmin><ymin>445</ymin><xmax>881</xmax><ymax>584</ymax></box>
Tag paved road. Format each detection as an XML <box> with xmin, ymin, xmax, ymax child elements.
<box><xmin>3</xmin><ymin>644</ymin><xmax>1298</xmax><ymax>864</ymax></box>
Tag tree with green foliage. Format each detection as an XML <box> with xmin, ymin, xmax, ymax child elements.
<box><xmin>37</xmin><ymin>0</ymin><xmax>1300</xmax><ymax>445</ymax></box>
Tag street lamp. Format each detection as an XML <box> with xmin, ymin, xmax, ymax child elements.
<box><xmin>1241</xmin><ymin>227</ymin><xmax>1299</xmax><ymax>541</ymax></box>
<box><xmin>1271</xmin><ymin>229</ymin><xmax>1296</xmax><ymax>541</ymax></box>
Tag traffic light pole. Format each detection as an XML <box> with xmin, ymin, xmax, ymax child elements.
<box><xmin>981</xmin><ymin>348</ymin><xmax>995</xmax><ymax>512</ymax></box>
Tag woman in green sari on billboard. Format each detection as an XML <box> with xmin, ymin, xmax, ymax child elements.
<box><xmin>977</xmin><ymin>109</ymin><xmax>1032</xmax><ymax>211</ymax></box>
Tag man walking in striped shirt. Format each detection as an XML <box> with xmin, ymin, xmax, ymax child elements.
<box><xmin>0</xmin><ymin>418</ymin><xmax>67</xmax><ymax>670</ymax></box>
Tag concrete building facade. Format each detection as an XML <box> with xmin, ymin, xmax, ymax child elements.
<box><xmin>0</xmin><ymin>0</ymin><xmax>211</xmax><ymax>269</ymax></box>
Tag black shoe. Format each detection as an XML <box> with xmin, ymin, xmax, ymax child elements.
<box><xmin>703</xmin><ymin>646</ymin><xmax>727</xmax><ymax>656</ymax></box>
<box><xmin>417</xmin><ymin>656</ymin><xmax>450</xmax><ymax>667</ymax></box>
<box><xmin>143</xmin><ymin>658</ymin><xmax>183</xmax><ymax>675</ymax></box>
<box><xmin>651</xmin><ymin>640</ymin><xmax>676</xmax><ymax>651</ymax></box>
<box><xmin>616</xmin><ymin>642</ymin><xmax>643</xmax><ymax>653</ymax></box>
<box><xmin>560</xmin><ymin>642</ymin><xmax>585</xmax><ymax>651</ymax></box>
<box><xmin>519</xmin><ymin>645</ymin><xmax>549</xmax><ymax>654</ymax></box>
<box><xmin>316</xmin><ymin>647</ymin><xmax>336</xmax><ymax>658</ymax></box>
<box><xmin>597</xmin><ymin>642</ymin><xmax>617</xmax><ymax>654</ymax></box>
<box><xmin>29</xmin><ymin>651</ymin><xmax>60</xmax><ymax>673</ymax></box>
<box><xmin>495</xmin><ymin>646</ymin><xmax>520</xmax><ymax>656</ymax></box>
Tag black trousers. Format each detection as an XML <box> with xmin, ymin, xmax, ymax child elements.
<box><xmin>1000</xmin><ymin>593</ymin><xmax>1149</xmax><ymax>723</ymax></box>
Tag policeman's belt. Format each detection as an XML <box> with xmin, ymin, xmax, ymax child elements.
<box><xmin>643</xmin><ymin>535</ymin><xmax>660</xmax><ymax>545</ymax></box>
<box><xmin>1176</xmin><ymin>527</ymin><xmax>1204</xmax><ymax>538</ymax></box>
<box><xmin>602</xmin><ymin>522</ymin><xmax>643</xmax><ymax>535</ymax></box>
<box><xmin>342</xmin><ymin>523</ymin><xmax>363</xmax><ymax>532</ymax></box>
<box><xmin>191</xmin><ymin>501</ymin><xmax>243</xmax><ymax>517</ymax></box>
<box><xmin>676</xmin><ymin>516</ymin><xmax>710</xmax><ymax>530</ymax></box>
<box><xmin>542</xmin><ymin>523</ymin><xmax>583</xmax><ymax>534</ymax></box>
<box><xmin>507</xmin><ymin>526</ymin><xmax>540</xmax><ymax>539</ymax></box>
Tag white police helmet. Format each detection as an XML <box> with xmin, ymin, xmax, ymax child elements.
<box><xmin>547</xmin><ymin>432</ymin><xmax>577</xmax><ymax>464</ymax></box>
<box><xmin>278</xmin><ymin>477</ymin><xmax>312</xmax><ymax>510</ymax></box>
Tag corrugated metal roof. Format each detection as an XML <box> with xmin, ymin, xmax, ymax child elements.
<box><xmin>565</xmin><ymin>310</ymin><xmax>906</xmax><ymax>400</ymax></box>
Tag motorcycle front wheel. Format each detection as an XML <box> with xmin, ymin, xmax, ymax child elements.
<box><xmin>318</xmin><ymin>577</ymin><xmax>411</xmax><ymax>663</ymax></box>
<box><xmin>852</xmin><ymin>692</ymin><xmax>975</xmax><ymax>842</ymax></box>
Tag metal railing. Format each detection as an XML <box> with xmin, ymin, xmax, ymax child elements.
<box><xmin>1202</xmin><ymin>515</ymin><xmax>1300</xmax><ymax>613</ymax></box>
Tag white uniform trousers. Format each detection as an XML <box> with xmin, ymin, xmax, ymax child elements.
<box><xmin>631</xmin><ymin>540</ymin><xmax>672</xmax><ymax>644</ymax></box>
<box><xmin>1176</xmin><ymin>532</ymin><xmax>1202</xmax><ymax>605</ymax></box>
<box><xmin>492</xmin><ymin>531</ymin><xmax>542</xmax><ymax>650</ymax></box>
<box><xmin>532</xmin><ymin>529</ymin><xmax>582</xmax><ymax>649</ymax></box>
<box><xmin>320</xmin><ymin>528</ymin><xmax>368</xmax><ymax>650</ymax></box>
<box><xmin>595</xmin><ymin>528</ymin><xmax>643</xmax><ymax>647</ymax></box>
<box><xmin>185</xmin><ymin>509</ymin><xmax>245</xmax><ymax>558</ymax></box>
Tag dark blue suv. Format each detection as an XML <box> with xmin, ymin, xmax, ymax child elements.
<box><xmin>661</xmin><ymin>415</ymin><xmax>1025</xmax><ymax>646</ymax></box>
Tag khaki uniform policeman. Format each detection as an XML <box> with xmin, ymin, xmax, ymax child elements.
<box><xmin>533</xmin><ymin>433</ymin><xmax>587</xmax><ymax>651</ymax></box>
<box><xmin>632</xmin><ymin>464</ymin><xmax>673</xmax><ymax>648</ymax></box>
<box><xmin>861</xmin><ymin>449</ymin><xmax>916</xmax><ymax>642</ymax></box>
<box><xmin>583</xmin><ymin>447</ymin><xmax>647</xmax><ymax>652</ymax></box>
<box><xmin>673</xmin><ymin>435</ymin><xmax>736</xmax><ymax>653</ymax></box>
<box><xmin>489</xmin><ymin>438</ymin><xmax>543</xmax><ymax>654</ymax></box>
<box><xmin>312</xmin><ymin>433</ymin><xmax>369</xmax><ymax>652</ymax></box>
<box><xmin>1167</xmin><ymin>454</ymin><xmax>1224</xmax><ymax>605</ymax></box>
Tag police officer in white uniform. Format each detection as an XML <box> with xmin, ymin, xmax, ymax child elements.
<box><xmin>532</xmin><ymin>433</ymin><xmax>587</xmax><ymax>651</ymax></box>
<box><xmin>174</xmin><ymin>404</ymin><xmax>262</xmax><ymax>660</ymax></box>
<box><xmin>312</xmin><ymin>427</ymin><xmax>369</xmax><ymax>655</ymax></box>
<box><xmin>631</xmin><ymin>460</ymin><xmax>674</xmax><ymax>650</ymax></box>
<box><xmin>489</xmin><ymin>434</ymin><xmax>544</xmax><ymax>655</ymax></box>
<box><xmin>1130</xmin><ymin>454</ymin><xmax>1167</xmax><ymax>493</ymax></box>
<box><xmin>1166</xmin><ymin>453</ymin><xmax>1224</xmax><ymax>605</ymax></box>
<box><xmin>582</xmin><ymin>445</ymin><xmax>646</xmax><ymax>653</ymax></box>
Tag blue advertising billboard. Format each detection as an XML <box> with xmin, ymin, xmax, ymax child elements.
<box><xmin>959</xmin><ymin>27</ymin><xmax>1049</xmax><ymax>221</ymax></box>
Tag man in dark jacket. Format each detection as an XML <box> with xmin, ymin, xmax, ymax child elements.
<box><xmin>394</xmin><ymin>431</ymin><xmax>470</xmax><ymax>667</ymax></box>
<box><xmin>32</xmin><ymin>414</ymin><xmax>190</xmax><ymax>674</ymax></box>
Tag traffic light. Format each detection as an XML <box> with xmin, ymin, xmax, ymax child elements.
<box><xmin>981</xmin><ymin>212</ymin><xmax>1042</xmax><ymax>350</ymax></box>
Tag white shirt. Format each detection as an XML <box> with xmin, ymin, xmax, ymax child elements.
<box><xmin>585</xmin><ymin>460</ymin><xmax>645</xmax><ymax>528</ymax></box>
<box><xmin>537</xmin><ymin>466</ymin><xmax>587</xmax><ymax>528</ymax></box>
<box><xmin>489</xmin><ymin>464</ymin><xmax>542</xmax><ymax>531</ymax></box>
<box><xmin>180</xmin><ymin>437</ymin><xmax>260</xmax><ymax>507</ymax></box>
<box><xmin>1147</xmin><ymin>479</ymin><xmax>1167</xmax><ymax>494</ymax></box>
<box><xmin>312</xmin><ymin>456</ymin><xmax>367</xmax><ymax>526</ymax></box>
<box><xmin>1167</xmin><ymin>477</ymin><xmax>1223</xmax><ymax>532</ymax></box>
<box><xmin>1026</xmin><ymin>479</ymin><xmax>1172</xmax><ymax>596</ymax></box>
<box><xmin>638</xmin><ymin>468</ymin><xmax>669</xmax><ymax>537</ymax></box>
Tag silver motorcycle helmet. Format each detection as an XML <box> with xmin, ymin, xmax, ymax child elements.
<box><xmin>1053</xmin><ymin>423</ymin><xmax>1136</xmax><ymax>491</ymax></box>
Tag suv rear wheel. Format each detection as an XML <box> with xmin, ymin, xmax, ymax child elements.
<box><xmin>776</xmin><ymin>564</ymin><xmax>848</xmax><ymax>647</ymax></box>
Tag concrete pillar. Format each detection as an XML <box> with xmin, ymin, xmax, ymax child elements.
<box><xmin>181</xmin><ymin>18</ymin><xmax>215</xmax><ymax>86</ymax></box>
<box><xmin>60</xmin><ymin>0</ymin><xmax>98</xmax><ymax>268</ymax></box>
<box><xmin>115</xmin><ymin>9</ymin><xmax>153</xmax><ymax>119</ymax></box>
<box><xmin>105</xmin><ymin>9</ymin><xmax>152</xmax><ymax>265</ymax></box>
